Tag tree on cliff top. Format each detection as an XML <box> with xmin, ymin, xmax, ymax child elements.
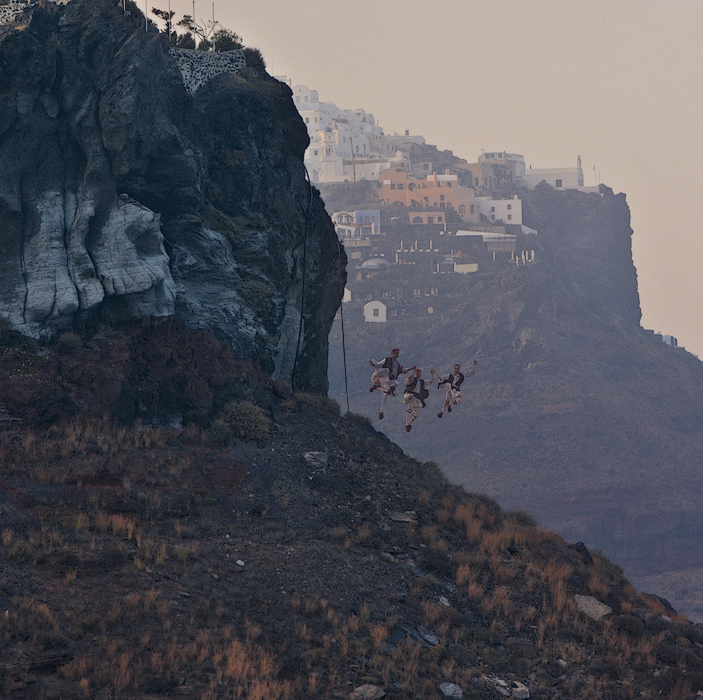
<box><xmin>152</xmin><ymin>7</ymin><xmax>243</xmax><ymax>51</ymax></box>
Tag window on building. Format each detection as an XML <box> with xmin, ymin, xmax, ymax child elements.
<box><xmin>373</xmin><ymin>308</ymin><xmax>379</xmax><ymax>317</ymax></box>
<box><xmin>491</xmin><ymin>206</ymin><xmax>495</xmax><ymax>212</ymax></box>
<box><xmin>428</xmin><ymin>217</ymin><xmax>434</xmax><ymax>224</ymax></box>
<box><xmin>556</xmin><ymin>179</ymin><xmax>562</xmax><ymax>187</ymax></box>
<box><xmin>440</xmin><ymin>195</ymin><xmax>445</xmax><ymax>201</ymax></box>
<box><xmin>391</xmin><ymin>183</ymin><xmax>396</xmax><ymax>190</ymax></box>
<box><xmin>459</xmin><ymin>205</ymin><xmax>465</xmax><ymax>215</ymax></box>
<box><xmin>438</xmin><ymin>216</ymin><xmax>443</xmax><ymax>222</ymax></box>
<box><xmin>304</xmin><ymin>96</ymin><xmax>309</xmax><ymax>102</ymax></box>
<box><xmin>398</xmin><ymin>183</ymin><xmax>404</xmax><ymax>189</ymax></box>
<box><xmin>470</xmin><ymin>205</ymin><xmax>475</xmax><ymax>214</ymax></box>
<box><xmin>305</xmin><ymin>118</ymin><xmax>309</xmax><ymax>124</ymax></box>
<box><xmin>447</xmin><ymin>182</ymin><xmax>452</xmax><ymax>187</ymax></box>
<box><xmin>507</xmin><ymin>215</ymin><xmax>512</xmax><ymax>220</ymax></box>
<box><xmin>507</xmin><ymin>204</ymin><xmax>512</xmax><ymax>210</ymax></box>
<box><xmin>313</xmin><ymin>150</ymin><xmax>318</xmax><ymax>156</ymax></box>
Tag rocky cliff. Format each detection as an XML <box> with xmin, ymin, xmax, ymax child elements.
<box><xmin>0</xmin><ymin>0</ymin><xmax>344</xmax><ymax>392</ymax></box>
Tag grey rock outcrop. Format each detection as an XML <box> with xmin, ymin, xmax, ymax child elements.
<box><xmin>0</xmin><ymin>0</ymin><xmax>344</xmax><ymax>392</ymax></box>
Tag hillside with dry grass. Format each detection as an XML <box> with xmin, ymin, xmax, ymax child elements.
<box><xmin>2</xmin><ymin>324</ymin><xmax>703</xmax><ymax>699</ymax></box>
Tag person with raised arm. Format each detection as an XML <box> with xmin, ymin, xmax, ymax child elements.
<box><xmin>431</xmin><ymin>350</ymin><xmax>480</xmax><ymax>418</ymax></box>
<box><xmin>369</xmin><ymin>348</ymin><xmax>413</xmax><ymax>420</ymax></box>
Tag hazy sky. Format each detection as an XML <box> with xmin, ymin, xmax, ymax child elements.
<box><xmin>162</xmin><ymin>0</ymin><xmax>703</xmax><ymax>356</ymax></box>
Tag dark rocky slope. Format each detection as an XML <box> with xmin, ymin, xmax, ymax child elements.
<box><xmin>2</xmin><ymin>358</ymin><xmax>703</xmax><ymax>699</ymax></box>
<box><xmin>328</xmin><ymin>184</ymin><xmax>703</xmax><ymax>619</ymax></box>
<box><xmin>0</xmin><ymin>0</ymin><xmax>344</xmax><ymax>392</ymax></box>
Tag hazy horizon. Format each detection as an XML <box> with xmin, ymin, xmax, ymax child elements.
<box><xmin>161</xmin><ymin>0</ymin><xmax>703</xmax><ymax>357</ymax></box>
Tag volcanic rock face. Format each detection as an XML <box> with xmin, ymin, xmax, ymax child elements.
<box><xmin>0</xmin><ymin>0</ymin><xmax>344</xmax><ymax>392</ymax></box>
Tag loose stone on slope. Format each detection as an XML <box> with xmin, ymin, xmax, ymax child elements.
<box><xmin>416</xmin><ymin>625</ymin><xmax>439</xmax><ymax>646</ymax></box>
<box><xmin>512</xmin><ymin>681</ymin><xmax>530</xmax><ymax>699</ymax></box>
<box><xmin>304</xmin><ymin>451</ymin><xmax>328</xmax><ymax>469</ymax></box>
<box><xmin>574</xmin><ymin>594</ymin><xmax>612</xmax><ymax>621</ymax></box>
<box><xmin>437</xmin><ymin>682</ymin><xmax>463</xmax><ymax>698</ymax></box>
<box><xmin>388</xmin><ymin>510</ymin><xmax>418</xmax><ymax>523</ymax></box>
<box><xmin>349</xmin><ymin>684</ymin><xmax>386</xmax><ymax>700</ymax></box>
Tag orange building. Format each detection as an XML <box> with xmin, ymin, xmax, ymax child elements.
<box><xmin>379</xmin><ymin>168</ymin><xmax>480</xmax><ymax>224</ymax></box>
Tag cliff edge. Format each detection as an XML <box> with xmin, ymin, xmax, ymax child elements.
<box><xmin>0</xmin><ymin>0</ymin><xmax>344</xmax><ymax>392</ymax></box>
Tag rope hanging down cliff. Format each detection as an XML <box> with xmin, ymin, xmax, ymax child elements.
<box><xmin>291</xmin><ymin>165</ymin><xmax>313</xmax><ymax>391</ymax></box>
<box><xmin>291</xmin><ymin>165</ymin><xmax>351</xmax><ymax>413</ymax></box>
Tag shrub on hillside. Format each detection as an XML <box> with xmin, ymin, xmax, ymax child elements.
<box><xmin>209</xmin><ymin>400</ymin><xmax>270</xmax><ymax>444</ymax></box>
<box><xmin>244</xmin><ymin>47</ymin><xmax>266</xmax><ymax>70</ymax></box>
<box><xmin>294</xmin><ymin>392</ymin><xmax>340</xmax><ymax>416</ymax></box>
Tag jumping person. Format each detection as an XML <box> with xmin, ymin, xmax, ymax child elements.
<box><xmin>431</xmin><ymin>354</ymin><xmax>479</xmax><ymax>418</ymax></box>
<box><xmin>403</xmin><ymin>367</ymin><xmax>433</xmax><ymax>432</ymax></box>
<box><xmin>369</xmin><ymin>349</ymin><xmax>413</xmax><ymax>420</ymax></box>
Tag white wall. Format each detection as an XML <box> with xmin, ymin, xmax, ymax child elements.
<box><xmin>521</xmin><ymin>168</ymin><xmax>582</xmax><ymax>189</ymax></box>
<box><xmin>363</xmin><ymin>301</ymin><xmax>387</xmax><ymax>323</ymax></box>
<box><xmin>477</xmin><ymin>195</ymin><xmax>523</xmax><ymax>225</ymax></box>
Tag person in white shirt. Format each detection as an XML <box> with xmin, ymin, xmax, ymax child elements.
<box><xmin>403</xmin><ymin>368</ymin><xmax>433</xmax><ymax>432</ymax></box>
<box><xmin>369</xmin><ymin>348</ymin><xmax>413</xmax><ymax>420</ymax></box>
<box><xmin>431</xmin><ymin>359</ymin><xmax>477</xmax><ymax>418</ymax></box>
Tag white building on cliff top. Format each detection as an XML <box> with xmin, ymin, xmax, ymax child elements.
<box><xmin>520</xmin><ymin>156</ymin><xmax>599</xmax><ymax>193</ymax></box>
<box><xmin>291</xmin><ymin>84</ymin><xmax>425</xmax><ymax>184</ymax></box>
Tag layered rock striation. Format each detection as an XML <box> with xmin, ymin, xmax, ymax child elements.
<box><xmin>0</xmin><ymin>0</ymin><xmax>344</xmax><ymax>392</ymax></box>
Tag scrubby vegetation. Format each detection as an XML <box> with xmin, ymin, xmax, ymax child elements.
<box><xmin>1</xmin><ymin>345</ymin><xmax>702</xmax><ymax>698</ymax></box>
<box><xmin>211</xmin><ymin>400</ymin><xmax>271</xmax><ymax>444</ymax></box>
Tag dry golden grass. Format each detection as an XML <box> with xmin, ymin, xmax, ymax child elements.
<box><xmin>3</xmin><ymin>405</ymin><xmax>702</xmax><ymax>700</ymax></box>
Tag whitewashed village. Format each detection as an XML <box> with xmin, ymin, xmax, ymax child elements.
<box><xmin>288</xmin><ymin>82</ymin><xmax>582</xmax><ymax>318</ymax></box>
<box><xmin>289</xmin><ymin>83</ymin><xmax>688</xmax><ymax>353</ymax></box>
